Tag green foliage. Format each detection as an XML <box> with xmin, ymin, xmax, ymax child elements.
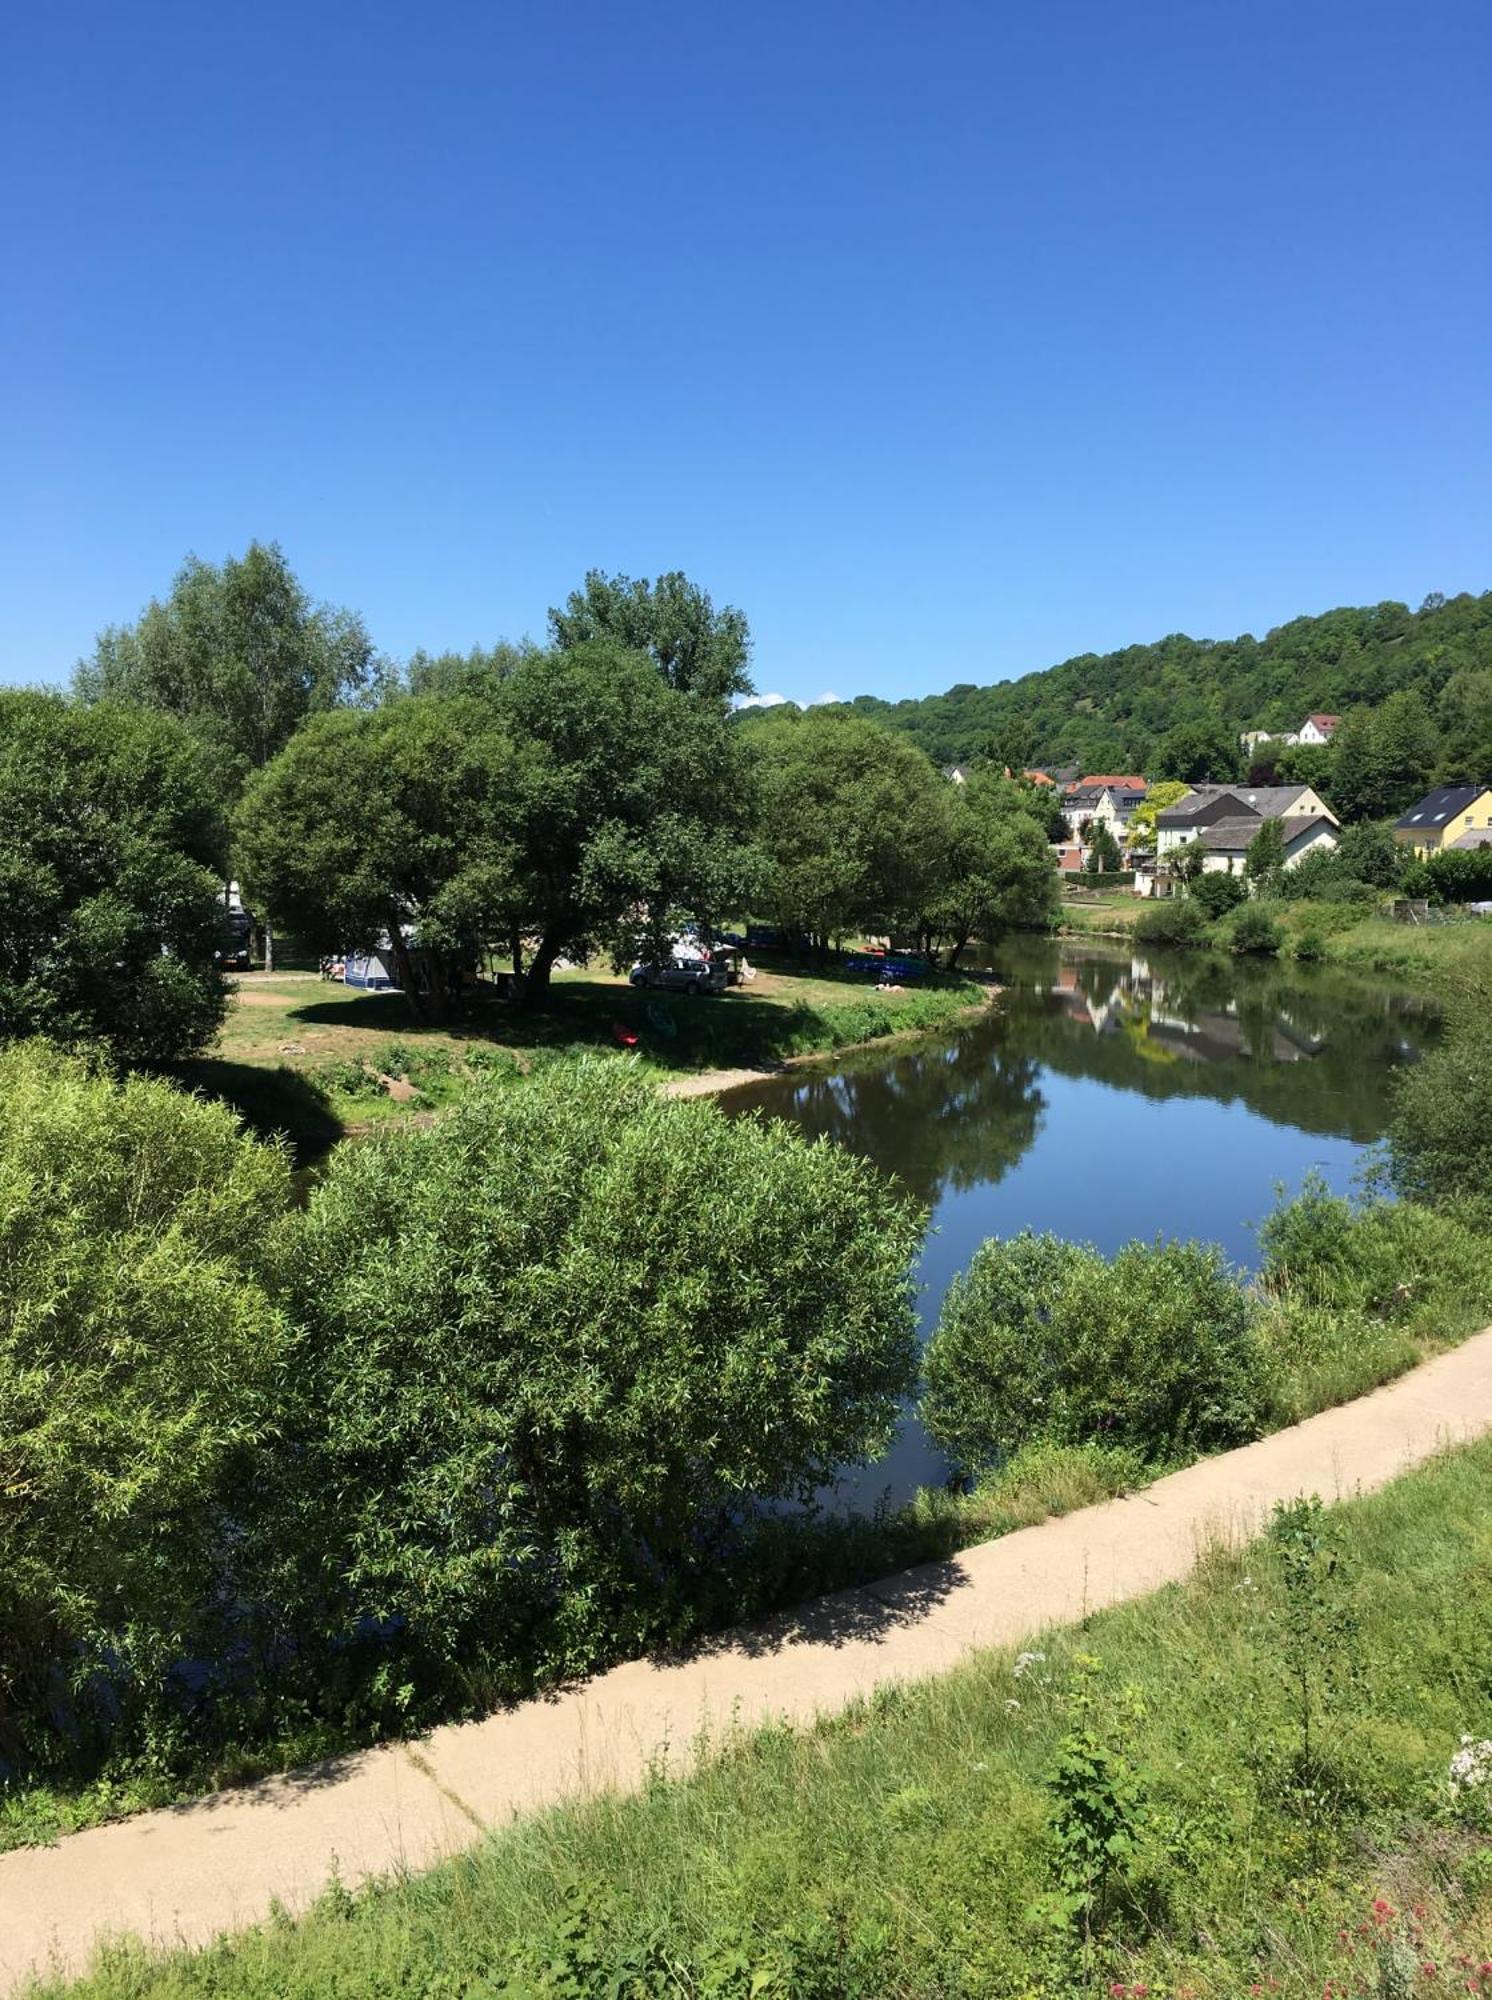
<box><xmin>923</xmin><ymin>769</ymin><xmax>1058</xmax><ymax>964</ymax></box>
<box><xmin>1188</xmin><ymin>869</ymin><xmax>1247</xmax><ymax>919</ymax></box>
<box><xmin>1083</xmin><ymin>820</ymin><xmax>1123</xmax><ymax>873</ymax></box>
<box><xmin>44</xmin><ymin>1440</ymin><xmax>1492</xmax><ymax>1999</ymax></box>
<box><xmin>921</xmin><ymin>1232</ymin><xmax>1263</xmax><ymax>1476</ymax></box>
<box><xmin>1328</xmin><ymin>690</ymin><xmax>1439</xmax><ymax>823</ymax></box>
<box><xmin>1389</xmin><ymin>973</ymin><xmax>1492</xmax><ymax>1221</ymax></box>
<box><xmin>549</xmin><ymin>568</ymin><xmax>753</xmax><ymax>705</ymax></box>
<box><xmin>1424</xmin><ymin>845</ymin><xmax>1492</xmax><ymax>904</ymax></box>
<box><xmin>1245</xmin><ymin>814</ymin><xmax>1288</xmax><ymax>888</ymax></box>
<box><xmin>1222</xmin><ymin>902</ymin><xmax>1284</xmax><ymax>954</ymax></box>
<box><xmin>1133</xmin><ymin>896</ymin><xmax>1209</xmax><ymax>947</ymax></box>
<box><xmin>1153</xmin><ymin>716</ymin><xmax>1240</xmax><ymax>785</ymax></box>
<box><xmin>0</xmin><ymin>692</ymin><xmax>229</xmax><ymax>1061</ymax></box>
<box><xmin>0</xmin><ymin>1043</ymin><xmax>291</xmax><ymax>1773</ymax></box>
<box><xmin>1266</xmin><ymin>1497</ymin><xmax>1357</xmax><ymax>1802</ymax></box>
<box><xmin>742</xmin><ymin>706</ymin><xmax>954</xmax><ymax>948</ymax></box>
<box><xmin>844</xmin><ymin>590</ymin><xmax>1492</xmax><ymax>779</ymax></box>
<box><xmin>1042</xmin><ymin>1660</ymin><xmax>1145</xmax><ymax>1956</ymax></box>
<box><xmin>274</xmin><ymin>1060</ymin><xmax>924</xmax><ymax>1683</ymax></box>
<box><xmin>235</xmin><ymin>695</ymin><xmax>524</xmax><ymax>1022</ymax></box>
<box><xmin>74</xmin><ymin>541</ymin><xmax>380</xmax><ymax>801</ymax></box>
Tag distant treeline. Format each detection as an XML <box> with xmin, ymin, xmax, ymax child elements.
<box><xmin>836</xmin><ymin>591</ymin><xmax>1492</xmax><ymax>777</ymax></box>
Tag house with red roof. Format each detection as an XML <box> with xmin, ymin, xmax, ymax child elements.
<box><xmin>1296</xmin><ymin>713</ymin><xmax>1342</xmax><ymax>746</ymax></box>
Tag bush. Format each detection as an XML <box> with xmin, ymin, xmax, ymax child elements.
<box><xmin>0</xmin><ymin>693</ymin><xmax>229</xmax><ymax>1061</ymax></box>
<box><xmin>921</xmin><ymin>1232</ymin><xmax>1263</xmax><ymax>1476</ymax></box>
<box><xmin>273</xmin><ymin>1058</ymin><xmax>925</xmax><ymax>1686</ymax></box>
<box><xmin>1189</xmin><ymin>870</ymin><xmax>1248</xmax><ymax>919</ymax></box>
<box><xmin>0</xmin><ymin>1043</ymin><xmax>291</xmax><ymax>1774</ymax></box>
<box><xmin>1133</xmin><ymin>897</ymin><xmax>1210</xmax><ymax>948</ymax></box>
<box><xmin>1222</xmin><ymin>903</ymin><xmax>1283</xmax><ymax>954</ymax></box>
<box><xmin>1388</xmin><ymin>975</ymin><xmax>1492</xmax><ymax>1221</ymax></box>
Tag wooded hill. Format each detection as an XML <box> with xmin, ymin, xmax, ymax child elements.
<box><xmin>841</xmin><ymin>589</ymin><xmax>1492</xmax><ymax>772</ymax></box>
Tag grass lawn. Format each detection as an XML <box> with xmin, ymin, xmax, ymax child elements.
<box><xmin>43</xmin><ymin>1438</ymin><xmax>1492</xmax><ymax>1999</ymax></box>
<box><xmin>170</xmin><ymin>961</ymin><xmax>991</xmax><ymax>1159</ymax></box>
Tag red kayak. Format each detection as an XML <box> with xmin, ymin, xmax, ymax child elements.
<box><xmin>611</xmin><ymin>1021</ymin><xmax>640</xmax><ymax>1048</ymax></box>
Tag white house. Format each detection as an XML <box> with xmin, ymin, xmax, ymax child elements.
<box><xmin>1154</xmin><ymin>783</ymin><xmax>1336</xmax><ymax>860</ymax></box>
<box><xmin>1295</xmin><ymin>713</ymin><xmax>1342</xmax><ymax>747</ymax></box>
<box><xmin>1194</xmin><ymin>815</ymin><xmax>1340</xmax><ymax>875</ymax></box>
<box><xmin>1061</xmin><ymin>775</ymin><xmax>1148</xmax><ymax>840</ymax></box>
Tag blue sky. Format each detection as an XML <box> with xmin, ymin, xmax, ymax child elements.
<box><xmin>3</xmin><ymin>0</ymin><xmax>1489</xmax><ymax>704</ymax></box>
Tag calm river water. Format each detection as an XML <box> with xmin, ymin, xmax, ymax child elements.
<box><xmin>720</xmin><ymin>937</ymin><xmax>1439</xmax><ymax>1510</ymax></box>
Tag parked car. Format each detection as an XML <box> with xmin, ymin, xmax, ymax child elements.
<box><xmin>628</xmin><ymin>954</ymin><xmax>728</xmax><ymax>996</ymax></box>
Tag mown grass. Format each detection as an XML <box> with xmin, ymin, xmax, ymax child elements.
<box><xmin>38</xmin><ymin>1438</ymin><xmax>1492</xmax><ymax>1999</ymax></box>
<box><xmin>176</xmin><ymin>964</ymin><xmax>991</xmax><ymax>1160</ymax></box>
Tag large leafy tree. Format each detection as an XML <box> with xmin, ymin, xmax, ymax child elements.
<box><xmin>1154</xmin><ymin>718</ymin><xmax>1240</xmax><ymax>785</ymax></box>
<box><xmin>75</xmin><ymin>541</ymin><xmax>380</xmax><ymax>796</ymax></box>
<box><xmin>922</xmin><ymin>772</ymin><xmax>1057</xmax><ymax>967</ymax></box>
<box><xmin>1126</xmin><ymin>779</ymin><xmax>1191</xmax><ymax>856</ymax></box>
<box><xmin>1328</xmin><ymin>691</ymin><xmax>1437</xmax><ymax>821</ymax></box>
<box><xmin>746</xmin><ymin>708</ymin><xmax>953</xmax><ymax>950</ymax></box>
<box><xmin>235</xmin><ymin>696</ymin><xmax>525</xmax><ymax>1023</ymax></box>
<box><xmin>0</xmin><ymin>691</ymin><xmax>229</xmax><ymax>1061</ymax></box>
<box><xmin>549</xmin><ymin>569</ymin><xmax>753</xmax><ymax>704</ymax></box>
<box><xmin>495</xmin><ymin>638</ymin><xmax>758</xmax><ymax>1001</ymax></box>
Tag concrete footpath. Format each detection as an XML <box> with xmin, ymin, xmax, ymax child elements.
<box><xmin>5</xmin><ymin>1327</ymin><xmax>1492</xmax><ymax>1992</ymax></box>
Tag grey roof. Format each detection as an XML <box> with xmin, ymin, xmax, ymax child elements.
<box><xmin>1396</xmin><ymin>784</ymin><xmax>1491</xmax><ymax>830</ymax></box>
<box><xmin>1199</xmin><ymin>814</ymin><xmax>1335</xmax><ymax>855</ymax></box>
<box><xmin>1228</xmin><ymin>785</ymin><xmax>1324</xmax><ymax>817</ymax></box>
<box><xmin>1199</xmin><ymin>816</ymin><xmax>1268</xmax><ymax>852</ymax></box>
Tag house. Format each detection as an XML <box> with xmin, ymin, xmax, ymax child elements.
<box><xmin>1449</xmin><ymin>827</ymin><xmax>1492</xmax><ymax>850</ymax></box>
<box><xmin>1154</xmin><ymin>784</ymin><xmax>1337</xmax><ymax>861</ymax></box>
<box><xmin>1296</xmin><ymin>713</ymin><xmax>1342</xmax><ymax>747</ymax></box>
<box><xmin>1062</xmin><ymin>774</ymin><xmax>1148</xmax><ymax>840</ymax></box>
<box><xmin>1393</xmin><ymin>784</ymin><xmax>1492</xmax><ymax>855</ymax></box>
<box><xmin>942</xmin><ymin>764</ymin><xmax>970</xmax><ymax>785</ymax></box>
<box><xmin>1195</xmin><ymin>815</ymin><xmax>1340</xmax><ymax>875</ymax></box>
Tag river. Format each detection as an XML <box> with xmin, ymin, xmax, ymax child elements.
<box><xmin>719</xmin><ymin>937</ymin><xmax>1440</xmax><ymax>1511</ymax></box>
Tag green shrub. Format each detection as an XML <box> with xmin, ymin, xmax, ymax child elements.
<box><xmin>1189</xmin><ymin>870</ymin><xmax>1247</xmax><ymax>919</ymax></box>
<box><xmin>1222</xmin><ymin>902</ymin><xmax>1283</xmax><ymax>954</ymax></box>
<box><xmin>1388</xmin><ymin>973</ymin><xmax>1492</xmax><ymax>1221</ymax></box>
<box><xmin>0</xmin><ymin>1042</ymin><xmax>291</xmax><ymax>1773</ymax></box>
<box><xmin>273</xmin><ymin>1058</ymin><xmax>925</xmax><ymax>1686</ymax></box>
<box><xmin>1133</xmin><ymin>897</ymin><xmax>1209</xmax><ymax>948</ymax></box>
<box><xmin>921</xmin><ymin>1232</ymin><xmax>1263</xmax><ymax>1476</ymax></box>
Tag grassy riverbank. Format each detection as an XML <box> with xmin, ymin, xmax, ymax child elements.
<box><xmin>174</xmin><ymin>963</ymin><xmax>991</xmax><ymax>1158</ymax></box>
<box><xmin>1058</xmin><ymin>887</ymin><xmax>1492</xmax><ymax>988</ymax></box>
<box><xmin>38</xmin><ymin>1437</ymin><xmax>1492</xmax><ymax>1999</ymax></box>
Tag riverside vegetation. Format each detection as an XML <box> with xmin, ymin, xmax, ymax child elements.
<box><xmin>5</xmin><ymin>971</ymin><xmax>1492</xmax><ymax>1854</ymax></box>
<box><xmin>34</xmin><ymin>1440</ymin><xmax>1492</xmax><ymax>2000</ymax></box>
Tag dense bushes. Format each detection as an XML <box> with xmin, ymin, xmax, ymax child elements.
<box><xmin>1221</xmin><ymin>901</ymin><xmax>1284</xmax><ymax>954</ymax></box>
<box><xmin>0</xmin><ymin>1045</ymin><xmax>291</xmax><ymax>1773</ymax></box>
<box><xmin>1133</xmin><ymin>896</ymin><xmax>1209</xmax><ymax>947</ymax></box>
<box><xmin>0</xmin><ymin>1047</ymin><xmax>922</xmax><ymax>1785</ymax></box>
<box><xmin>1187</xmin><ymin>869</ymin><xmax>1247</xmax><ymax>919</ymax></box>
<box><xmin>1389</xmin><ymin>973</ymin><xmax>1492</xmax><ymax>1221</ymax></box>
<box><xmin>921</xmin><ymin>1233</ymin><xmax>1263</xmax><ymax>1476</ymax></box>
<box><xmin>0</xmin><ymin>694</ymin><xmax>229</xmax><ymax>1060</ymax></box>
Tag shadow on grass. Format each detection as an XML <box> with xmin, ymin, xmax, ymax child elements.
<box><xmin>166</xmin><ymin>1058</ymin><xmax>344</xmax><ymax>1165</ymax></box>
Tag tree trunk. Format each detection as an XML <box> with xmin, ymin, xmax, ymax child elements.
<box><xmin>382</xmin><ymin>920</ymin><xmax>445</xmax><ymax>1025</ymax></box>
<box><xmin>945</xmin><ymin>934</ymin><xmax>970</xmax><ymax>971</ymax></box>
<box><xmin>510</xmin><ymin>927</ymin><xmax>525</xmax><ymax>980</ymax></box>
<box><xmin>264</xmin><ymin>922</ymin><xmax>275</xmax><ymax>974</ymax></box>
<box><xmin>519</xmin><ymin>933</ymin><xmax>563</xmax><ymax>1010</ymax></box>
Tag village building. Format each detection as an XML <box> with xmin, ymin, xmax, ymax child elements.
<box><xmin>1393</xmin><ymin>783</ymin><xmax>1492</xmax><ymax>855</ymax></box>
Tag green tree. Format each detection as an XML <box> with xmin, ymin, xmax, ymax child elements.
<box><xmin>549</xmin><ymin>569</ymin><xmax>752</xmax><ymax>705</ymax></box>
<box><xmin>745</xmin><ymin>708</ymin><xmax>954</xmax><ymax>951</ymax></box>
<box><xmin>922</xmin><ymin>1233</ymin><xmax>1262</xmax><ymax>1476</ymax></box>
<box><xmin>1435</xmin><ymin>669</ymin><xmax>1492</xmax><ymax>786</ymax></box>
<box><xmin>1152</xmin><ymin>719</ymin><xmax>1240</xmax><ymax>785</ymax></box>
<box><xmin>235</xmin><ymin>696</ymin><xmax>526</xmax><ymax>1023</ymax></box>
<box><xmin>1328</xmin><ymin>692</ymin><xmax>1436</xmax><ymax>822</ymax></box>
<box><xmin>1126</xmin><ymin>780</ymin><xmax>1190</xmax><ymax>857</ymax></box>
<box><xmin>75</xmin><ymin>541</ymin><xmax>380</xmax><ymax>798</ymax></box>
<box><xmin>1245</xmin><ymin>816</ymin><xmax>1287</xmax><ymax>891</ymax></box>
<box><xmin>274</xmin><ymin>1061</ymin><xmax>923</xmax><ymax>1678</ymax></box>
<box><xmin>1084</xmin><ymin>822</ymin><xmax>1123</xmax><ymax>874</ymax></box>
<box><xmin>0</xmin><ymin>1043</ymin><xmax>291</xmax><ymax>1771</ymax></box>
<box><xmin>497</xmin><ymin>639</ymin><xmax>759</xmax><ymax>1001</ymax></box>
<box><xmin>0</xmin><ymin>692</ymin><xmax>229</xmax><ymax>1061</ymax></box>
<box><xmin>923</xmin><ymin>772</ymin><xmax>1057</xmax><ymax>966</ymax></box>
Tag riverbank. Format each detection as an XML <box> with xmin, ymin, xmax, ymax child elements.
<box><xmin>10</xmin><ymin>1337</ymin><xmax>1492</xmax><ymax>1997</ymax></box>
<box><xmin>1057</xmin><ymin>890</ymin><xmax>1492</xmax><ymax>989</ymax></box>
<box><xmin>174</xmin><ymin>965</ymin><xmax>993</xmax><ymax>1159</ymax></box>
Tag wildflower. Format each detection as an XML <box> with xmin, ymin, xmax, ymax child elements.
<box><xmin>1450</xmin><ymin>1735</ymin><xmax>1492</xmax><ymax>1794</ymax></box>
<box><xmin>1004</xmin><ymin>1699</ymin><xmax>1021</xmax><ymax>1712</ymax></box>
<box><xmin>1013</xmin><ymin>1650</ymin><xmax>1046</xmax><ymax>1679</ymax></box>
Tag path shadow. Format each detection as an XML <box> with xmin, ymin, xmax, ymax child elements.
<box><xmin>665</xmin><ymin>1553</ymin><xmax>970</xmax><ymax>1665</ymax></box>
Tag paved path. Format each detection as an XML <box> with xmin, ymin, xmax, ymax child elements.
<box><xmin>6</xmin><ymin>1329</ymin><xmax>1492</xmax><ymax>1993</ymax></box>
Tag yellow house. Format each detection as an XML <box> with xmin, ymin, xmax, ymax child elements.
<box><xmin>1393</xmin><ymin>783</ymin><xmax>1492</xmax><ymax>856</ymax></box>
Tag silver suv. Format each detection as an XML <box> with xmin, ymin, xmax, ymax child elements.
<box><xmin>628</xmin><ymin>954</ymin><xmax>728</xmax><ymax>996</ymax></box>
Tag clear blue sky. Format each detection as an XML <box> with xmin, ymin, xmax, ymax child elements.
<box><xmin>4</xmin><ymin>0</ymin><xmax>1489</xmax><ymax>703</ymax></box>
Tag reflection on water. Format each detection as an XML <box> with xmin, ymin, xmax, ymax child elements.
<box><xmin>722</xmin><ymin>937</ymin><xmax>1438</xmax><ymax>1512</ymax></box>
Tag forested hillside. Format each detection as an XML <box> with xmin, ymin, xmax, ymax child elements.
<box><xmin>842</xmin><ymin>590</ymin><xmax>1492</xmax><ymax>772</ymax></box>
